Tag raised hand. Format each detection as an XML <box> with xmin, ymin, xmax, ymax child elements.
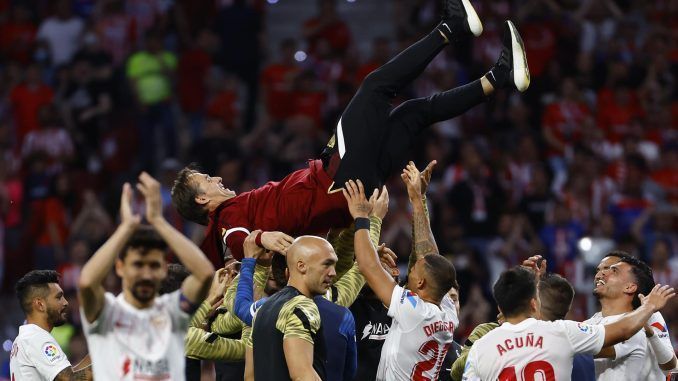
<box><xmin>136</xmin><ymin>172</ymin><xmax>164</xmax><ymax>225</ymax></box>
<box><xmin>639</xmin><ymin>284</ymin><xmax>676</xmax><ymax>312</ymax></box>
<box><xmin>260</xmin><ymin>231</ymin><xmax>294</xmax><ymax>254</ymax></box>
<box><xmin>369</xmin><ymin>186</ymin><xmax>389</xmax><ymax>219</ymax></box>
<box><xmin>420</xmin><ymin>160</ymin><xmax>437</xmax><ymax>196</ymax></box>
<box><xmin>207</xmin><ymin>268</ymin><xmax>230</xmax><ymax>304</ymax></box>
<box><xmin>521</xmin><ymin>255</ymin><xmax>547</xmax><ymax>279</ymax></box>
<box><xmin>377</xmin><ymin>243</ymin><xmax>399</xmax><ymax>277</ymax></box>
<box><xmin>120</xmin><ymin>183</ymin><xmax>141</xmax><ymax>228</ymax></box>
<box><xmin>341</xmin><ymin>180</ymin><xmax>372</xmax><ymax>219</ymax></box>
<box><xmin>244</xmin><ymin>230</ymin><xmax>266</xmax><ymax>259</ymax></box>
<box><xmin>401</xmin><ymin>161</ymin><xmax>423</xmax><ymax>202</ymax></box>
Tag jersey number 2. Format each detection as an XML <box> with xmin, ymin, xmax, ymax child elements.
<box><xmin>411</xmin><ymin>340</ymin><xmax>451</xmax><ymax>381</ymax></box>
<box><xmin>498</xmin><ymin>361</ymin><xmax>555</xmax><ymax>381</ymax></box>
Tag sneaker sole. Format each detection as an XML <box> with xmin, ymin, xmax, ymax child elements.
<box><xmin>461</xmin><ymin>0</ymin><xmax>483</xmax><ymax>36</ymax></box>
<box><xmin>507</xmin><ymin>20</ymin><xmax>530</xmax><ymax>92</ymax></box>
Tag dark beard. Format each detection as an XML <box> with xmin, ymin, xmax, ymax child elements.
<box><xmin>47</xmin><ymin>307</ymin><xmax>67</xmax><ymax>327</ymax></box>
<box><xmin>131</xmin><ymin>281</ymin><xmax>158</xmax><ymax>303</ymax></box>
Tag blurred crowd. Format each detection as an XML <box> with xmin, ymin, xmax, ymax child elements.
<box><xmin>0</xmin><ymin>0</ymin><xmax>676</xmax><ymax>371</ymax></box>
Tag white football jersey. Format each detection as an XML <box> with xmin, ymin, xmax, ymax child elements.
<box><xmin>376</xmin><ymin>285</ymin><xmax>459</xmax><ymax>381</ymax></box>
<box><xmin>584</xmin><ymin>312</ymin><xmax>646</xmax><ymax>381</ymax></box>
<box><xmin>10</xmin><ymin>324</ymin><xmax>72</xmax><ymax>381</ymax></box>
<box><xmin>81</xmin><ymin>291</ymin><xmax>191</xmax><ymax>381</ymax></box>
<box><xmin>462</xmin><ymin>318</ymin><xmax>605</xmax><ymax>381</ymax></box>
<box><xmin>641</xmin><ymin>311</ymin><xmax>674</xmax><ymax>381</ymax></box>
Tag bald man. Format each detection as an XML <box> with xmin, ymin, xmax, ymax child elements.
<box><xmin>251</xmin><ymin>235</ymin><xmax>337</xmax><ymax>381</ymax></box>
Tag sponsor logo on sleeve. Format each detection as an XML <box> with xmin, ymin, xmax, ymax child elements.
<box><xmin>650</xmin><ymin>322</ymin><xmax>669</xmax><ymax>338</ymax></box>
<box><xmin>400</xmin><ymin>289</ymin><xmax>418</xmax><ymax>308</ymax></box>
<box><xmin>42</xmin><ymin>342</ymin><xmax>64</xmax><ymax>363</ymax></box>
<box><xmin>577</xmin><ymin>323</ymin><xmax>592</xmax><ymax>334</ymax></box>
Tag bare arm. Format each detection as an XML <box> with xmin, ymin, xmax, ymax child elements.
<box><xmin>53</xmin><ymin>365</ymin><xmax>93</xmax><ymax>381</ymax></box>
<box><xmin>342</xmin><ymin>180</ymin><xmax>396</xmax><ymax>307</ymax></box>
<box><xmin>78</xmin><ymin>184</ymin><xmax>140</xmax><ymax>323</ymax></box>
<box><xmin>244</xmin><ymin>345</ymin><xmax>254</xmax><ymax>381</ymax></box>
<box><xmin>137</xmin><ymin>172</ymin><xmax>215</xmax><ymax>305</ymax></box>
<box><xmin>283</xmin><ymin>337</ymin><xmax>322</xmax><ymax>381</ymax></box>
<box><xmin>402</xmin><ymin>161</ymin><xmax>439</xmax><ymax>270</ymax></box>
<box><xmin>602</xmin><ymin>285</ymin><xmax>675</xmax><ymax>348</ymax></box>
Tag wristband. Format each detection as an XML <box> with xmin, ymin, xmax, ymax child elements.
<box><xmin>354</xmin><ymin>217</ymin><xmax>370</xmax><ymax>231</ymax></box>
<box><xmin>255</xmin><ymin>231</ymin><xmax>264</xmax><ymax>248</ymax></box>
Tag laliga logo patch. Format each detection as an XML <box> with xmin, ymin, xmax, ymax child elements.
<box><xmin>42</xmin><ymin>342</ymin><xmax>63</xmax><ymax>362</ymax></box>
<box><xmin>577</xmin><ymin>323</ymin><xmax>591</xmax><ymax>333</ymax></box>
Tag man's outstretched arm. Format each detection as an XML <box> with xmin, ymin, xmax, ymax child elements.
<box><xmin>342</xmin><ymin>180</ymin><xmax>396</xmax><ymax>307</ymax></box>
<box><xmin>78</xmin><ymin>183</ymin><xmax>140</xmax><ymax>323</ymax></box>
<box><xmin>402</xmin><ymin>161</ymin><xmax>439</xmax><ymax>272</ymax></box>
<box><xmin>602</xmin><ymin>285</ymin><xmax>675</xmax><ymax>348</ymax></box>
<box><xmin>137</xmin><ymin>172</ymin><xmax>215</xmax><ymax>306</ymax></box>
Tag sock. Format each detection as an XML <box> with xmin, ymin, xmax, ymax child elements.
<box><xmin>486</xmin><ymin>60</ymin><xmax>510</xmax><ymax>89</ymax></box>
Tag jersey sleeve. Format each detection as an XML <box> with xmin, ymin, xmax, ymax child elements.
<box><xmin>184</xmin><ymin>327</ymin><xmax>246</xmax><ymax>361</ymax></box>
<box><xmin>555</xmin><ymin>320</ymin><xmax>606</xmax><ymax>355</ymax></box>
<box><xmin>26</xmin><ymin>335</ymin><xmax>72</xmax><ymax>381</ymax></box>
<box><xmin>276</xmin><ymin>296</ymin><xmax>321</xmax><ymax>345</ymax></box>
<box><xmin>163</xmin><ymin>290</ymin><xmax>191</xmax><ymax>331</ymax></box>
<box><xmin>223</xmin><ymin>227</ymin><xmax>249</xmax><ymax>260</ymax></box>
<box><xmin>611</xmin><ymin>328</ymin><xmax>645</xmax><ymax>360</ymax></box>
<box><xmin>387</xmin><ymin>285</ymin><xmax>426</xmax><ymax>329</ymax></box>
<box><xmin>331</xmin><ymin>261</ymin><xmax>365</xmax><ymax>307</ymax></box>
<box><xmin>461</xmin><ymin>345</ymin><xmax>482</xmax><ymax>381</ymax></box>
<box><xmin>647</xmin><ymin>311</ymin><xmax>673</xmax><ymax>350</ymax></box>
<box><xmin>80</xmin><ymin>292</ymin><xmax>116</xmax><ymax>335</ymax></box>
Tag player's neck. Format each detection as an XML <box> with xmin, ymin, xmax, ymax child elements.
<box><xmin>122</xmin><ymin>289</ymin><xmax>155</xmax><ymax>309</ymax></box>
<box><xmin>504</xmin><ymin>314</ymin><xmax>535</xmax><ymax>325</ymax></box>
<box><xmin>207</xmin><ymin>195</ymin><xmax>233</xmax><ymax>212</ymax></box>
<box><xmin>599</xmin><ymin>297</ymin><xmax>633</xmax><ymax>317</ymax></box>
<box><xmin>26</xmin><ymin>316</ymin><xmax>52</xmax><ymax>332</ymax></box>
<box><xmin>288</xmin><ymin>278</ymin><xmax>314</xmax><ymax>298</ymax></box>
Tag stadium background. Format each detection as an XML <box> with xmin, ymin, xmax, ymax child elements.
<box><xmin>0</xmin><ymin>0</ymin><xmax>675</xmax><ymax>376</ymax></box>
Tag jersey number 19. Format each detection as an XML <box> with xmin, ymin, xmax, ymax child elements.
<box><xmin>498</xmin><ymin>360</ymin><xmax>555</xmax><ymax>381</ymax></box>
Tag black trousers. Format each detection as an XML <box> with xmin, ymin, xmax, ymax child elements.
<box><xmin>329</xmin><ymin>26</ymin><xmax>486</xmax><ymax>192</ymax></box>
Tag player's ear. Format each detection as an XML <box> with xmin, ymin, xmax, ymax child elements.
<box><xmin>115</xmin><ymin>258</ymin><xmax>125</xmax><ymax>277</ymax></box>
<box><xmin>34</xmin><ymin>297</ymin><xmax>46</xmax><ymax>313</ymax></box>
<box><xmin>297</xmin><ymin>260</ymin><xmax>307</xmax><ymax>275</ymax></box>
<box><xmin>624</xmin><ymin>282</ymin><xmax>638</xmax><ymax>295</ymax></box>
<box><xmin>195</xmin><ymin>194</ymin><xmax>209</xmax><ymax>205</ymax></box>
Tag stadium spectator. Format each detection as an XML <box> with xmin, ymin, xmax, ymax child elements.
<box><xmin>126</xmin><ymin>30</ymin><xmax>177</xmax><ymax>173</ymax></box>
<box><xmin>35</xmin><ymin>0</ymin><xmax>85</xmax><ymax>68</ymax></box>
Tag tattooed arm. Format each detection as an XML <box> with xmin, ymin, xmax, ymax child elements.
<box><xmin>53</xmin><ymin>365</ymin><xmax>93</xmax><ymax>381</ymax></box>
<box><xmin>401</xmin><ymin>161</ymin><xmax>439</xmax><ymax>272</ymax></box>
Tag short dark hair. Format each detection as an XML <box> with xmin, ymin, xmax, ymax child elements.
<box><xmin>120</xmin><ymin>226</ymin><xmax>168</xmax><ymax>260</ymax></box>
<box><xmin>171</xmin><ymin>165</ymin><xmax>209</xmax><ymax>225</ymax></box>
<box><xmin>422</xmin><ymin>255</ymin><xmax>457</xmax><ymax>302</ymax></box>
<box><xmin>15</xmin><ymin>270</ymin><xmax>60</xmax><ymax>314</ymax></box>
<box><xmin>538</xmin><ymin>273</ymin><xmax>574</xmax><ymax>321</ymax></box>
<box><xmin>493</xmin><ymin>266</ymin><xmax>537</xmax><ymax>318</ymax></box>
<box><xmin>618</xmin><ymin>256</ymin><xmax>655</xmax><ymax>309</ymax></box>
<box><xmin>160</xmin><ymin>263</ymin><xmax>190</xmax><ymax>294</ymax></box>
<box><xmin>271</xmin><ymin>253</ymin><xmax>288</xmax><ymax>288</ymax></box>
